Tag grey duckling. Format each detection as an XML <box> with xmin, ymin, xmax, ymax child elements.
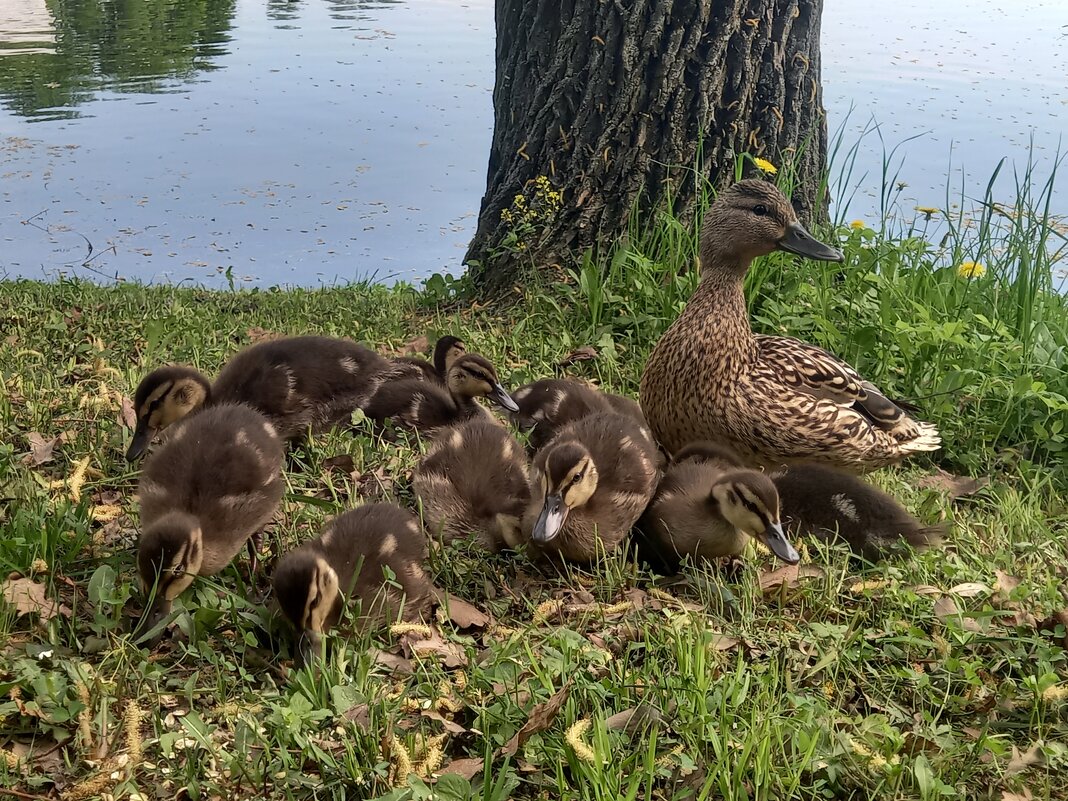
<box><xmin>364</xmin><ymin>353</ymin><xmax>519</xmax><ymax>433</ymax></box>
<box><xmin>272</xmin><ymin>502</ymin><xmax>435</xmax><ymax>664</ymax></box>
<box><xmin>413</xmin><ymin>419</ymin><xmax>536</xmax><ymax>551</ymax></box>
<box><xmin>388</xmin><ymin>335</ymin><xmax>467</xmax><ymax>384</ymax></box>
<box><xmin>529</xmin><ymin>412</ymin><xmax>660</xmax><ymax>563</ymax></box>
<box><xmin>127</xmin><ymin>335</ymin><xmax>390</xmax><ymax>460</ymax></box>
<box><xmin>134</xmin><ymin>403</ymin><xmax>285</xmax><ymax>641</ymax></box>
<box><xmin>674</xmin><ymin>442</ymin><xmax>945</xmax><ymax>561</ymax></box>
<box><xmin>511</xmin><ymin>378</ymin><xmax>646</xmax><ymax>450</ymax></box>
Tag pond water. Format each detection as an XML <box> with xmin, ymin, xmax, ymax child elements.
<box><xmin>0</xmin><ymin>0</ymin><xmax>1065</xmax><ymax>287</ymax></box>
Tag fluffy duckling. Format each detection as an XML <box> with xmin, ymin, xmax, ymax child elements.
<box><xmin>529</xmin><ymin>412</ymin><xmax>660</xmax><ymax>563</ymax></box>
<box><xmin>127</xmin><ymin>335</ymin><xmax>390</xmax><ymax>460</ymax></box>
<box><xmin>272</xmin><ymin>503</ymin><xmax>434</xmax><ymax>664</ymax></box>
<box><xmin>389</xmin><ymin>335</ymin><xmax>467</xmax><ymax>384</ymax></box>
<box><xmin>636</xmin><ymin>452</ymin><xmax>800</xmax><ymax>574</ymax></box>
<box><xmin>511</xmin><ymin>378</ymin><xmax>645</xmax><ymax>450</ymax></box>
<box><xmin>673</xmin><ymin>442</ymin><xmax>944</xmax><ymax>561</ymax></box>
<box><xmin>413</xmin><ymin>419</ymin><xmax>535</xmax><ymax>551</ymax></box>
<box><xmin>135</xmin><ymin>404</ymin><xmax>285</xmax><ymax>641</ymax></box>
<box><xmin>364</xmin><ymin>353</ymin><xmax>519</xmax><ymax>433</ymax></box>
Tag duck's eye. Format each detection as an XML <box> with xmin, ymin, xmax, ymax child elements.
<box><xmin>171</xmin><ymin>564</ymin><xmax>185</xmax><ymax>578</ymax></box>
<box><xmin>571</xmin><ymin>472</ymin><xmax>583</xmax><ymax>485</ymax></box>
<box><xmin>752</xmin><ymin>204</ymin><xmax>769</xmax><ymax>217</ymax></box>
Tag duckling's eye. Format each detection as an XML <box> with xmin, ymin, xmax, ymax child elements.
<box><xmin>752</xmin><ymin>204</ymin><xmax>769</xmax><ymax>217</ymax></box>
<box><xmin>571</xmin><ymin>472</ymin><xmax>583</xmax><ymax>486</ymax></box>
<box><xmin>171</xmin><ymin>564</ymin><xmax>185</xmax><ymax>578</ymax></box>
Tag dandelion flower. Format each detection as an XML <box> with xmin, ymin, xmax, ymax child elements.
<box><xmin>565</xmin><ymin>719</ymin><xmax>597</xmax><ymax>763</ymax></box>
<box><xmin>752</xmin><ymin>157</ymin><xmax>777</xmax><ymax>175</ymax></box>
<box><xmin>850</xmin><ymin>220</ymin><xmax>866</xmax><ymax>230</ymax></box>
<box><xmin>957</xmin><ymin>261</ymin><xmax>986</xmax><ymax>280</ymax></box>
<box><xmin>915</xmin><ymin>206</ymin><xmax>940</xmax><ymax>219</ymax></box>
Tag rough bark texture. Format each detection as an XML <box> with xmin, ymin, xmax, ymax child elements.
<box><xmin>466</xmin><ymin>0</ymin><xmax>829</xmax><ymax>290</ymax></box>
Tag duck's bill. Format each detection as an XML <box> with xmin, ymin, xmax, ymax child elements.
<box><xmin>125</xmin><ymin>424</ymin><xmax>154</xmax><ymax>462</ymax></box>
<box><xmin>297</xmin><ymin>630</ymin><xmax>324</xmax><ymax>668</ymax></box>
<box><xmin>131</xmin><ymin>596</ymin><xmax>172</xmax><ymax>647</ymax></box>
<box><xmin>762</xmin><ymin>521</ymin><xmax>801</xmax><ymax>564</ymax></box>
<box><xmin>778</xmin><ymin>222</ymin><xmax>844</xmax><ymax>263</ymax></box>
<box><xmin>531</xmin><ymin>494</ymin><xmax>567</xmax><ymax>543</ymax></box>
<box><xmin>489</xmin><ymin>383</ymin><xmax>520</xmax><ymax>413</ymax></box>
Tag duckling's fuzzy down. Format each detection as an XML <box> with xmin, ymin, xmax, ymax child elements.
<box><xmin>510</xmin><ymin>378</ymin><xmax>645</xmax><ymax>450</ymax></box>
<box><xmin>272</xmin><ymin>503</ymin><xmax>434</xmax><ymax>663</ymax></box>
<box><xmin>640</xmin><ymin>179</ymin><xmax>940</xmax><ymax>471</ymax></box>
<box><xmin>387</xmin><ymin>335</ymin><xmax>467</xmax><ymax>385</ymax></box>
<box><xmin>413</xmin><ymin>419</ymin><xmax>535</xmax><ymax>551</ymax></box>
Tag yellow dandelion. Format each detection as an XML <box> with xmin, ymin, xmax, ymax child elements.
<box><xmin>957</xmin><ymin>261</ymin><xmax>986</xmax><ymax>280</ymax></box>
<box><xmin>752</xmin><ymin>157</ymin><xmax>778</xmax><ymax>175</ymax></box>
<box><xmin>565</xmin><ymin>719</ymin><xmax>597</xmax><ymax>764</ymax></box>
<box><xmin>849</xmin><ymin>220</ymin><xmax>866</xmax><ymax>230</ymax></box>
<box><xmin>915</xmin><ymin>206</ymin><xmax>940</xmax><ymax>219</ymax></box>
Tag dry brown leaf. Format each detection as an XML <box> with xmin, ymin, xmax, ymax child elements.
<box><xmin>1</xmin><ymin>577</ymin><xmax>71</xmax><ymax>621</ymax></box>
<box><xmin>911</xmin><ymin>584</ymin><xmax>942</xmax><ymax>597</ymax></box>
<box><xmin>246</xmin><ymin>326</ymin><xmax>282</xmax><ymax>343</ymax></box>
<box><xmin>497</xmin><ymin>680</ymin><xmax>573</xmax><ymax>758</ymax></box>
<box><xmin>604</xmin><ymin>703</ymin><xmax>662</xmax><ymax>734</ymax></box>
<box><xmin>708</xmin><ymin>634</ymin><xmax>743</xmax><ymax>652</ymax></box>
<box><xmin>22</xmin><ymin>432</ymin><xmax>58</xmax><ymax>466</ymax></box>
<box><xmin>439</xmin><ymin>757</ymin><xmax>484</xmax><ymax>780</ymax></box>
<box><xmin>370</xmin><ymin>648</ymin><xmax>413</xmax><ymax>674</ymax></box>
<box><xmin>916</xmin><ymin>468</ymin><xmax>989</xmax><ymax>499</ymax></box>
<box><xmin>933</xmin><ymin>595</ymin><xmax>960</xmax><ymax>620</ymax></box>
<box><xmin>342</xmin><ymin>703</ymin><xmax>371</xmax><ymax>729</ymax></box>
<box><xmin>400</xmin><ymin>627</ymin><xmax>467</xmax><ymax>668</ymax></box>
<box><xmin>322</xmin><ymin>454</ymin><xmax>356</xmax><ymax>474</ymax></box>
<box><xmin>759</xmin><ymin>564</ymin><xmax>825</xmax><ymax>594</ymax></box>
<box><xmin>433</xmin><ymin>591</ymin><xmax>491</xmax><ymax>630</ymax></box>
<box><xmin>557</xmin><ymin>346</ymin><xmax>598</xmax><ymax>367</ymax></box>
<box><xmin>399</xmin><ymin>335</ymin><xmax>429</xmax><ymax>356</ymax></box>
<box><xmin>1005</xmin><ymin>743</ymin><xmax>1045</xmax><ymax>776</ymax></box>
<box><xmin>949</xmin><ymin>582</ymin><xmax>991</xmax><ymax>598</ymax></box>
<box><xmin>1002</xmin><ymin>788</ymin><xmax>1034</xmax><ymax>801</ymax></box>
<box><xmin>118</xmin><ymin>395</ymin><xmax>137</xmax><ymax>430</ymax></box>
<box><xmin>421</xmin><ymin>709</ymin><xmax>469</xmax><ymax>735</ymax></box>
<box><xmin>993</xmin><ymin>569</ymin><xmax>1021</xmax><ymax>598</ymax></box>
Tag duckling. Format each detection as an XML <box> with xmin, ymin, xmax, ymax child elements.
<box><xmin>636</xmin><ymin>452</ymin><xmax>800</xmax><ymax>575</ymax></box>
<box><xmin>511</xmin><ymin>378</ymin><xmax>645</xmax><ymax>450</ymax></box>
<box><xmin>673</xmin><ymin>442</ymin><xmax>944</xmax><ymax>561</ymax></box>
<box><xmin>364</xmin><ymin>353</ymin><xmax>519</xmax><ymax>433</ymax></box>
<box><xmin>529</xmin><ymin>412</ymin><xmax>660</xmax><ymax>563</ymax></box>
<box><xmin>640</xmin><ymin>179</ymin><xmax>940</xmax><ymax>470</ymax></box>
<box><xmin>272</xmin><ymin>502</ymin><xmax>434</xmax><ymax>664</ymax></box>
<box><xmin>413</xmin><ymin>419</ymin><xmax>535</xmax><ymax>551</ymax></box>
<box><xmin>126</xmin><ymin>335</ymin><xmax>390</xmax><ymax>460</ymax></box>
<box><xmin>389</xmin><ymin>335</ymin><xmax>467</xmax><ymax>384</ymax></box>
<box><xmin>134</xmin><ymin>404</ymin><xmax>284</xmax><ymax>641</ymax></box>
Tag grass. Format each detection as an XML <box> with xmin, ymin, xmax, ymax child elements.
<box><xmin>1</xmin><ymin>155</ymin><xmax>1067</xmax><ymax>800</ymax></box>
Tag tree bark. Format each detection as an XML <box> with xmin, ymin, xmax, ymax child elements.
<box><xmin>466</xmin><ymin>0</ymin><xmax>829</xmax><ymax>291</ymax></box>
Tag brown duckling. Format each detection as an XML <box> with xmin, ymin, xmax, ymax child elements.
<box><xmin>529</xmin><ymin>412</ymin><xmax>660</xmax><ymax>563</ymax></box>
<box><xmin>127</xmin><ymin>335</ymin><xmax>390</xmax><ymax>460</ymax></box>
<box><xmin>388</xmin><ymin>335</ymin><xmax>467</xmax><ymax>384</ymax></box>
<box><xmin>364</xmin><ymin>353</ymin><xmax>519</xmax><ymax>433</ymax></box>
<box><xmin>413</xmin><ymin>419</ymin><xmax>535</xmax><ymax>551</ymax></box>
<box><xmin>636</xmin><ymin>452</ymin><xmax>800</xmax><ymax>575</ymax></box>
<box><xmin>134</xmin><ymin>404</ymin><xmax>285</xmax><ymax>641</ymax></box>
<box><xmin>511</xmin><ymin>378</ymin><xmax>645</xmax><ymax>450</ymax></box>
<box><xmin>673</xmin><ymin>442</ymin><xmax>945</xmax><ymax>561</ymax></box>
<box><xmin>272</xmin><ymin>502</ymin><xmax>434</xmax><ymax>664</ymax></box>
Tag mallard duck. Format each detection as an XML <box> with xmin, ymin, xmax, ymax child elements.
<box><xmin>639</xmin><ymin>179</ymin><xmax>940</xmax><ymax>471</ymax></box>
<box><xmin>413</xmin><ymin>419</ymin><xmax>535</xmax><ymax>551</ymax></box>
<box><xmin>134</xmin><ymin>404</ymin><xmax>285</xmax><ymax>641</ymax></box>
<box><xmin>388</xmin><ymin>335</ymin><xmax>466</xmax><ymax>384</ymax></box>
<box><xmin>126</xmin><ymin>335</ymin><xmax>390</xmax><ymax>460</ymax></box>
<box><xmin>635</xmin><ymin>451</ymin><xmax>800</xmax><ymax>574</ymax></box>
<box><xmin>511</xmin><ymin>378</ymin><xmax>646</xmax><ymax>450</ymax></box>
<box><xmin>272</xmin><ymin>502</ymin><xmax>434</xmax><ymax>664</ymax></box>
<box><xmin>674</xmin><ymin>442</ymin><xmax>944</xmax><ymax>561</ymax></box>
<box><xmin>364</xmin><ymin>353</ymin><xmax>519</xmax><ymax>432</ymax></box>
<box><xmin>529</xmin><ymin>412</ymin><xmax>660</xmax><ymax>563</ymax></box>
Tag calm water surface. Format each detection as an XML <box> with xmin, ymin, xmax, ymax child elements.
<box><xmin>0</xmin><ymin>0</ymin><xmax>1064</xmax><ymax>287</ymax></box>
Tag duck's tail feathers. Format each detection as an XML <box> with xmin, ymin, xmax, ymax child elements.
<box><xmin>899</xmin><ymin>422</ymin><xmax>942</xmax><ymax>454</ymax></box>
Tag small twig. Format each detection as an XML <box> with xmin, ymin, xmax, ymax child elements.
<box><xmin>0</xmin><ymin>787</ymin><xmax>56</xmax><ymax>800</ymax></box>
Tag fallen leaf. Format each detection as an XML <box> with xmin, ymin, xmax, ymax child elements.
<box><xmin>1036</xmin><ymin>610</ymin><xmax>1068</xmax><ymax>649</ymax></box>
<box><xmin>246</xmin><ymin>326</ymin><xmax>282</xmax><ymax>343</ymax></box>
<box><xmin>708</xmin><ymin>634</ymin><xmax>742</xmax><ymax>652</ymax></box>
<box><xmin>369</xmin><ymin>648</ymin><xmax>413</xmax><ymax>674</ymax></box>
<box><xmin>1002</xmin><ymin>790</ymin><xmax>1033</xmax><ymax>801</ymax></box>
<box><xmin>604</xmin><ymin>703</ymin><xmax>662</xmax><ymax>734</ymax></box>
<box><xmin>433</xmin><ymin>591</ymin><xmax>490</xmax><ymax>630</ymax></box>
<box><xmin>342</xmin><ymin>703</ymin><xmax>371</xmax><ymax>729</ymax></box>
<box><xmin>118</xmin><ymin>395</ymin><xmax>137</xmax><ymax>430</ymax></box>
<box><xmin>1</xmin><ymin>577</ymin><xmax>71</xmax><ymax>621</ymax></box>
<box><xmin>497</xmin><ymin>680</ymin><xmax>573</xmax><ymax>758</ymax></box>
<box><xmin>916</xmin><ymin>468</ymin><xmax>989</xmax><ymax>499</ymax></box>
<box><xmin>911</xmin><ymin>584</ymin><xmax>943</xmax><ymax>597</ymax></box>
<box><xmin>322</xmin><ymin>454</ymin><xmax>356</xmax><ymax>474</ymax></box>
<box><xmin>400</xmin><ymin>627</ymin><xmax>467</xmax><ymax>668</ymax></box>
<box><xmin>1005</xmin><ymin>743</ymin><xmax>1045</xmax><ymax>776</ymax></box>
<box><xmin>399</xmin><ymin>335</ymin><xmax>429</xmax><ymax>356</ymax></box>
<box><xmin>933</xmin><ymin>595</ymin><xmax>960</xmax><ymax>620</ymax></box>
<box><xmin>421</xmin><ymin>709</ymin><xmax>469</xmax><ymax>735</ymax></box>
<box><xmin>993</xmin><ymin>569</ymin><xmax>1021</xmax><ymax>598</ymax></box>
<box><xmin>949</xmin><ymin>582</ymin><xmax>991</xmax><ymax>598</ymax></box>
<box><xmin>22</xmin><ymin>432</ymin><xmax>58</xmax><ymax>466</ymax></box>
<box><xmin>439</xmin><ymin>757</ymin><xmax>484</xmax><ymax>780</ymax></box>
<box><xmin>758</xmin><ymin>564</ymin><xmax>825</xmax><ymax>595</ymax></box>
<box><xmin>557</xmin><ymin>346</ymin><xmax>598</xmax><ymax>367</ymax></box>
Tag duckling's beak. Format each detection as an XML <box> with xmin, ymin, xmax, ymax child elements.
<box><xmin>296</xmin><ymin>630</ymin><xmax>323</xmax><ymax>668</ymax></box>
<box><xmin>126</xmin><ymin>423</ymin><xmax>154</xmax><ymax>462</ymax></box>
<box><xmin>489</xmin><ymin>383</ymin><xmax>520</xmax><ymax>413</ymax></box>
<box><xmin>532</xmin><ymin>493</ymin><xmax>567</xmax><ymax>543</ymax></box>
<box><xmin>762</xmin><ymin>520</ymin><xmax>801</xmax><ymax>564</ymax></box>
<box><xmin>131</xmin><ymin>596</ymin><xmax>172</xmax><ymax>646</ymax></box>
<box><xmin>777</xmin><ymin>222</ymin><xmax>844</xmax><ymax>263</ymax></box>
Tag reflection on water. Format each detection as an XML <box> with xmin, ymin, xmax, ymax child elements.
<box><xmin>0</xmin><ymin>0</ymin><xmax>1063</xmax><ymax>287</ymax></box>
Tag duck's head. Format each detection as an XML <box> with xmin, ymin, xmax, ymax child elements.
<box><xmin>432</xmin><ymin>335</ymin><xmax>467</xmax><ymax>375</ymax></box>
<box><xmin>127</xmin><ymin>366</ymin><xmax>211</xmax><ymax>461</ymax></box>
<box><xmin>273</xmin><ymin>551</ymin><xmax>340</xmax><ymax>666</ymax></box>
<box><xmin>531</xmin><ymin>441</ymin><xmax>599</xmax><ymax>543</ymax></box>
<box><xmin>446</xmin><ymin>354</ymin><xmax>519</xmax><ymax>413</ymax></box>
<box><xmin>701</xmin><ymin>179</ymin><xmax>844</xmax><ymax>270</ymax></box>
<box><xmin>709</xmin><ymin>470</ymin><xmax>800</xmax><ymax>564</ymax></box>
<box><xmin>134</xmin><ymin>511</ymin><xmax>205</xmax><ymax>643</ymax></box>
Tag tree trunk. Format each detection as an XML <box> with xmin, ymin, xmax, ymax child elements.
<box><xmin>466</xmin><ymin>0</ymin><xmax>829</xmax><ymax>291</ymax></box>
